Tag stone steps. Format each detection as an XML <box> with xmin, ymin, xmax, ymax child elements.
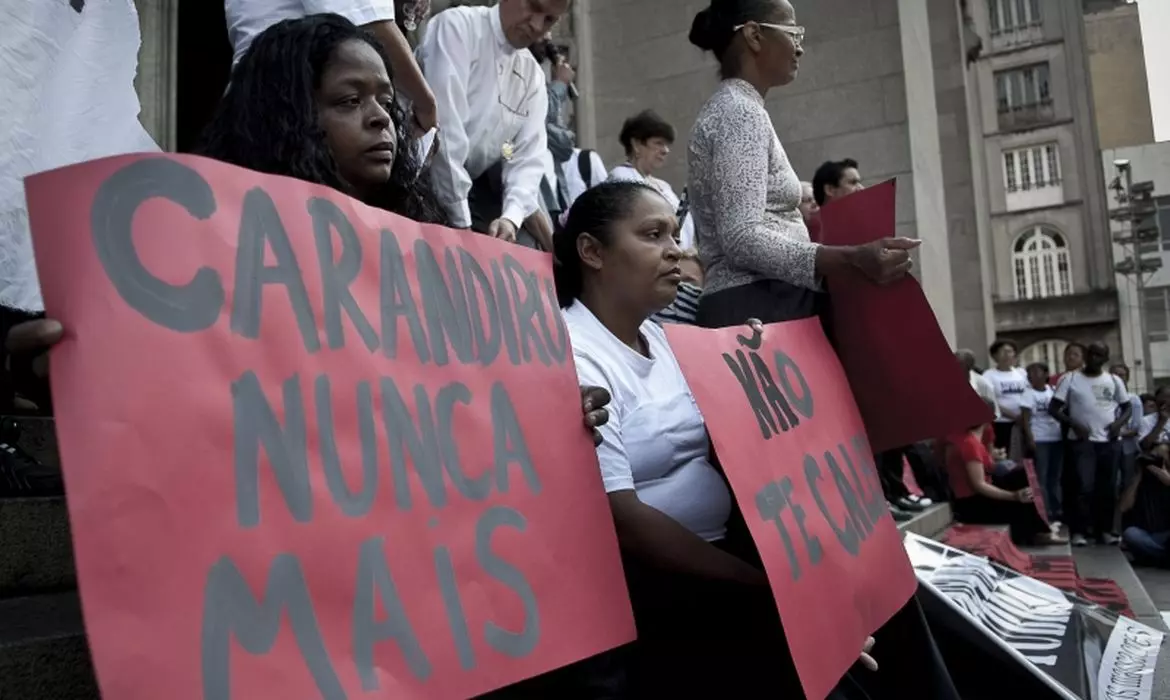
<box><xmin>0</xmin><ymin>496</ymin><xmax>74</xmax><ymax>596</ymax></box>
<box><xmin>0</xmin><ymin>592</ymin><xmax>97</xmax><ymax>700</ymax></box>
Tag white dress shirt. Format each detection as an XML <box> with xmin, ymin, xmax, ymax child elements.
<box><xmin>416</xmin><ymin>5</ymin><xmax>548</xmax><ymax>229</ymax></box>
<box><xmin>608</xmin><ymin>164</ymin><xmax>696</xmax><ymax>251</ymax></box>
<box><xmin>225</xmin><ymin>0</ymin><xmax>396</xmax><ymax>67</ymax></box>
<box><xmin>0</xmin><ymin>0</ymin><xmax>159</xmax><ymax>313</ymax></box>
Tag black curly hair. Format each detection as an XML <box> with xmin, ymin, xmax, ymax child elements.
<box><xmin>196</xmin><ymin>13</ymin><xmax>446</xmax><ymax>225</ymax></box>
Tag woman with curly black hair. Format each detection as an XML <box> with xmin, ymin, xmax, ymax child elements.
<box><xmin>197</xmin><ymin>13</ymin><xmax>446</xmax><ymax>225</ymax></box>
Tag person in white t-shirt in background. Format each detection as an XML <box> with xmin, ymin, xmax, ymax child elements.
<box><xmin>1019</xmin><ymin>362</ymin><xmax>1063</xmax><ymax>526</ymax></box>
<box><xmin>607</xmin><ymin>110</ymin><xmax>696</xmax><ymax>251</ymax></box>
<box><xmin>223</xmin><ymin>0</ymin><xmax>438</xmax><ymax>133</ymax></box>
<box><xmin>1050</xmin><ymin>342</ymin><xmax>1132</xmax><ymax>547</ymax></box>
<box><xmin>983</xmin><ymin>340</ymin><xmax>1029</xmax><ymax>452</ymax></box>
<box><xmin>1138</xmin><ymin>385</ymin><xmax>1170</xmax><ymax>457</ymax></box>
<box><xmin>1110</xmin><ymin>363</ymin><xmax>1145</xmax><ymax>492</ymax></box>
<box><xmin>956</xmin><ymin>349</ymin><xmax>999</xmax><ymax>420</ymax></box>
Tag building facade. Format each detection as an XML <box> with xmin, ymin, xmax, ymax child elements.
<box><xmin>962</xmin><ymin>0</ymin><xmax>1117</xmax><ymax>372</ymax></box>
<box><xmin>1083</xmin><ymin>0</ymin><xmax>1155</xmax><ymax>150</ymax></box>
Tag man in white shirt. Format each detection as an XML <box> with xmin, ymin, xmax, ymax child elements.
<box><xmin>1051</xmin><ymin>342</ymin><xmax>1131</xmax><ymax>546</ymax></box>
<box><xmin>224</xmin><ymin>0</ymin><xmax>438</xmax><ymax>132</ymax></box>
<box><xmin>416</xmin><ymin>0</ymin><xmax>567</xmax><ymax>249</ymax></box>
<box><xmin>0</xmin><ymin>0</ymin><xmax>159</xmax><ymax>319</ymax></box>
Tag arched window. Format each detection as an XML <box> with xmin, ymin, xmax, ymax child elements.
<box><xmin>1020</xmin><ymin>339</ymin><xmax>1067</xmax><ymax>372</ymax></box>
<box><xmin>1012</xmin><ymin>226</ymin><xmax>1072</xmax><ymax>300</ymax></box>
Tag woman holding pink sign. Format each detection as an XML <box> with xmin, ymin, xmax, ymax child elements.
<box><xmin>685</xmin><ymin>0</ymin><xmax>918</xmax><ymax>330</ymax></box>
<box><xmin>552</xmin><ymin>179</ymin><xmax>880</xmax><ymax>698</ymax></box>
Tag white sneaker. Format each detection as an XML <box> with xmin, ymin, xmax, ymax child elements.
<box><xmin>1072</xmin><ymin>534</ymin><xmax>1089</xmax><ymax>547</ymax></box>
<box><xmin>1101</xmin><ymin>534</ymin><xmax>1120</xmax><ymax>546</ymax></box>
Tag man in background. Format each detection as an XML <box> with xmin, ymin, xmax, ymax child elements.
<box><xmin>224</xmin><ymin>0</ymin><xmax>438</xmax><ymax>133</ymax></box>
<box><xmin>812</xmin><ymin>157</ymin><xmax>864</xmax><ymax>207</ymax></box>
<box><xmin>417</xmin><ymin>0</ymin><xmax>569</xmax><ymax>250</ymax></box>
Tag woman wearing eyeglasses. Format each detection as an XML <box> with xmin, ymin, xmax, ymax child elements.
<box><xmin>687</xmin><ymin>0</ymin><xmax>919</xmax><ymax>329</ymax></box>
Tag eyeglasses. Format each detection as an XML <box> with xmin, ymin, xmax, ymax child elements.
<box><xmin>733</xmin><ymin>22</ymin><xmax>805</xmax><ymax>47</ymax></box>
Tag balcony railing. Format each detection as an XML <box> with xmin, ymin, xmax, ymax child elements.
<box><xmin>997</xmin><ymin>99</ymin><xmax>1055</xmax><ymax>131</ymax></box>
<box><xmin>993</xmin><ymin>289</ymin><xmax>1119</xmax><ymax>333</ymax></box>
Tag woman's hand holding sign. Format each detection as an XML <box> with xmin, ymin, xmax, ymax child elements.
<box><xmin>7</xmin><ymin>318</ymin><xmax>63</xmax><ymax>378</ymax></box>
<box><xmin>581</xmin><ymin>386</ymin><xmax>611</xmax><ymax>446</ymax></box>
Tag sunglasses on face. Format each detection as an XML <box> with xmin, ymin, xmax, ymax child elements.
<box><xmin>733</xmin><ymin>22</ymin><xmax>806</xmax><ymax>47</ymax></box>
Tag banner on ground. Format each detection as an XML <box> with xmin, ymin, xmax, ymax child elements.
<box><xmin>25</xmin><ymin>154</ymin><xmax>636</xmax><ymax>700</ymax></box>
<box><xmin>906</xmin><ymin>532</ymin><xmax>1164</xmax><ymax>700</ymax></box>
<box><xmin>818</xmin><ymin>181</ymin><xmax>992</xmax><ymax>453</ymax></box>
<box><xmin>665</xmin><ymin>319</ymin><xmax>918</xmax><ymax>700</ymax></box>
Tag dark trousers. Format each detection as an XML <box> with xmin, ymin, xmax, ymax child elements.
<box><xmin>468</xmin><ymin>162</ymin><xmax>542</xmax><ymax>250</ymax></box>
<box><xmin>991</xmin><ymin>421</ymin><xmax>1014</xmax><ymax>451</ymax></box>
<box><xmin>877</xmin><ymin>448</ymin><xmax>911</xmax><ymax>501</ymax></box>
<box><xmin>1122</xmin><ymin>527</ymin><xmax>1170</xmax><ymax>567</ymax></box>
<box><xmin>952</xmin><ymin>467</ymin><xmax>1048</xmax><ymax>544</ymax></box>
<box><xmin>1068</xmin><ymin>440</ymin><xmax>1122</xmax><ymax>538</ymax></box>
<box><xmin>1031</xmin><ymin>441</ymin><xmax>1063</xmax><ymax>521</ymax></box>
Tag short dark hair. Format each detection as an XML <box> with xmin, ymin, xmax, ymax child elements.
<box><xmin>1141</xmin><ymin>393</ymin><xmax>1156</xmax><ymax>404</ymax></box>
<box><xmin>812</xmin><ymin>158</ymin><xmax>859</xmax><ymax>206</ymax></box>
<box><xmin>618</xmin><ymin>110</ymin><xmax>676</xmax><ymax>155</ymax></box>
<box><xmin>553</xmin><ymin>181</ymin><xmax>662</xmax><ymax>307</ymax></box>
<box><xmin>989</xmin><ymin>339</ymin><xmax>1017</xmax><ymax>357</ymax></box>
<box><xmin>689</xmin><ymin>0</ymin><xmax>784</xmax><ymax>79</ymax></box>
<box><xmin>1025</xmin><ymin>362</ymin><xmax>1049</xmax><ymax>376</ymax></box>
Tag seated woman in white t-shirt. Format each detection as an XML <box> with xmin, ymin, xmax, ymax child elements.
<box><xmin>552</xmin><ymin>180</ymin><xmax>875</xmax><ymax>699</ymax></box>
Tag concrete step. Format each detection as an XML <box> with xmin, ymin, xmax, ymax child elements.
<box><xmin>0</xmin><ymin>592</ymin><xmax>97</xmax><ymax>700</ymax></box>
<box><xmin>896</xmin><ymin>502</ymin><xmax>952</xmax><ymax>538</ymax></box>
<box><xmin>0</xmin><ymin>497</ymin><xmax>74</xmax><ymax>597</ymax></box>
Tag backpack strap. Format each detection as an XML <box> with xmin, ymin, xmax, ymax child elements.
<box><xmin>577</xmin><ymin>149</ymin><xmax>594</xmax><ymax>186</ymax></box>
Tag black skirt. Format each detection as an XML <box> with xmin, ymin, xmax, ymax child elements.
<box><xmin>695</xmin><ymin>279</ymin><xmax>834</xmax><ymax>345</ymax></box>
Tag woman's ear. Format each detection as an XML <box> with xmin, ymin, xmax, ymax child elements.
<box><xmin>577</xmin><ymin>232</ymin><xmax>605</xmax><ymax>273</ymax></box>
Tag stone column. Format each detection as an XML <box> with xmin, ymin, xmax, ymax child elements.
<box><xmin>133</xmin><ymin>0</ymin><xmax>178</xmax><ymax>151</ymax></box>
<box><xmin>898</xmin><ymin>0</ymin><xmax>958</xmax><ymax>345</ymax></box>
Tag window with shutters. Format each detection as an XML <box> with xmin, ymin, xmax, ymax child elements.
<box><xmin>989</xmin><ymin>0</ymin><xmax>1042</xmax><ymax>35</ymax></box>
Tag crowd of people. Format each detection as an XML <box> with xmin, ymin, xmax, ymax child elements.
<box><xmin>946</xmin><ymin>339</ymin><xmax>1170</xmax><ymax>567</ymax></box>
<box><xmin>15</xmin><ymin>0</ymin><xmax>1143</xmax><ymax>697</ymax></box>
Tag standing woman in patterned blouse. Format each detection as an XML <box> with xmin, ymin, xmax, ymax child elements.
<box><xmin>687</xmin><ymin>0</ymin><xmax>920</xmax><ymax>328</ymax></box>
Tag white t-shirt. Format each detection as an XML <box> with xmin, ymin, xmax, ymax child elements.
<box><xmin>0</xmin><ymin>0</ymin><xmax>159</xmax><ymax>313</ymax></box>
<box><xmin>982</xmin><ymin>367</ymin><xmax>1029</xmax><ymax>423</ymax></box>
<box><xmin>225</xmin><ymin>0</ymin><xmax>396</xmax><ymax>67</ymax></box>
<box><xmin>563</xmin><ymin>301</ymin><xmax>732</xmax><ymax>542</ymax></box>
<box><xmin>969</xmin><ymin>370</ymin><xmax>999</xmax><ymax>420</ymax></box>
<box><xmin>1139</xmin><ymin>413</ymin><xmax>1170</xmax><ymax>444</ymax></box>
<box><xmin>1022</xmin><ymin>386</ymin><xmax>1061</xmax><ymax>443</ymax></box>
<box><xmin>1053</xmin><ymin>371</ymin><xmax>1129</xmax><ymax>443</ymax></box>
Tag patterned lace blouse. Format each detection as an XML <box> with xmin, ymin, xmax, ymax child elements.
<box><xmin>687</xmin><ymin>78</ymin><xmax>818</xmax><ymax>294</ymax></box>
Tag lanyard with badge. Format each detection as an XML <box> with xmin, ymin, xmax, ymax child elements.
<box><xmin>495</xmin><ymin>59</ymin><xmax>532</xmax><ymax>162</ymax></box>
